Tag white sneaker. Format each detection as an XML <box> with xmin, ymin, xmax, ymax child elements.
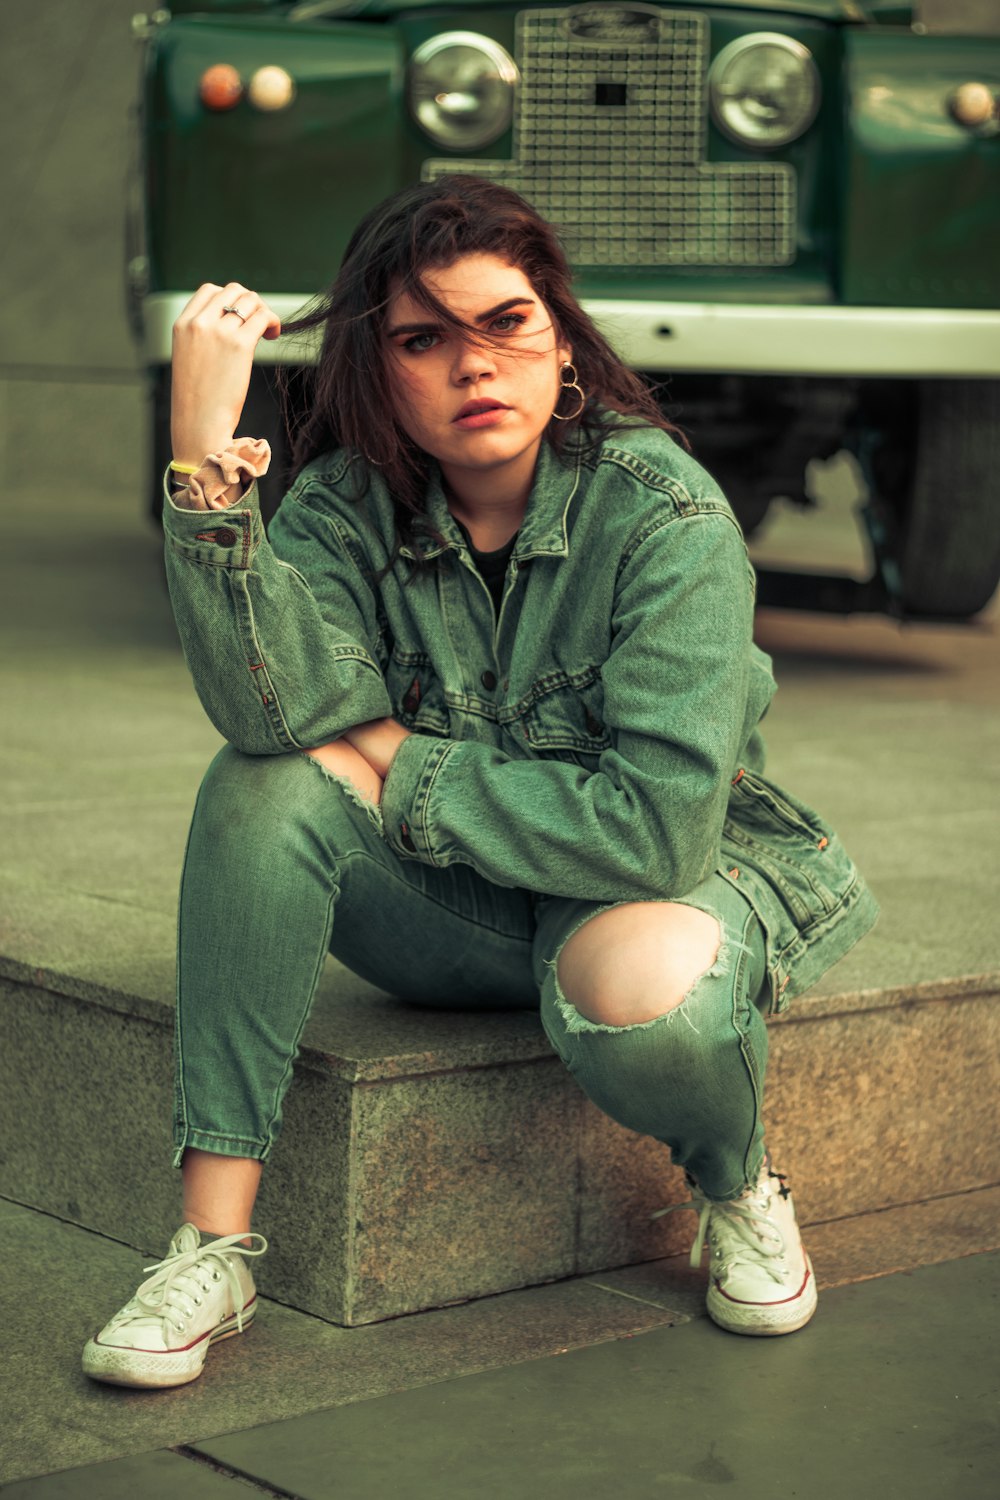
<box><xmin>82</xmin><ymin>1224</ymin><xmax>267</xmax><ymax>1388</ymax></box>
<box><xmin>656</xmin><ymin>1163</ymin><xmax>817</xmax><ymax>1336</ymax></box>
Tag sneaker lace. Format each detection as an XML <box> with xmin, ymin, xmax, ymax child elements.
<box><xmin>129</xmin><ymin>1231</ymin><xmax>267</xmax><ymax>1336</ymax></box>
<box><xmin>652</xmin><ymin>1184</ymin><xmax>788</xmax><ymax>1284</ymax></box>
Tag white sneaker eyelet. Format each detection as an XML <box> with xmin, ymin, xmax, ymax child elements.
<box><xmin>212</xmin><ymin>1270</ymin><xmax>222</xmax><ymax>1281</ymax></box>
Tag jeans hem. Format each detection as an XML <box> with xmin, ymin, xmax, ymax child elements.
<box><xmin>172</xmin><ymin>1130</ymin><xmax>271</xmax><ymax>1169</ymax></box>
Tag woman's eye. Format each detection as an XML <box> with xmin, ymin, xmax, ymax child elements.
<box><xmin>491</xmin><ymin>312</ymin><xmax>527</xmax><ymax>335</ymax></box>
<box><xmin>403</xmin><ymin>332</ymin><xmax>439</xmax><ymax>353</ymax></box>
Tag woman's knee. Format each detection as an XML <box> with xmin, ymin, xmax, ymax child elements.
<box><xmin>555</xmin><ymin>901</ymin><xmax>722</xmax><ymax>1027</ymax></box>
<box><xmin>195</xmin><ymin>745</ymin><xmax>310</xmax><ymax>827</ymax></box>
<box><xmin>191</xmin><ymin>744</ymin><xmax>365</xmax><ymax>866</ymax></box>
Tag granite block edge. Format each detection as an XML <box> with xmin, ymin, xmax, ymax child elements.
<box><xmin>0</xmin><ymin>957</ymin><xmax>171</xmax><ymax>1030</ymax></box>
<box><xmin>770</xmin><ymin>969</ymin><xmax>1000</xmax><ymax>1026</ymax></box>
<box><xmin>4</xmin><ymin>947</ymin><xmax>998</xmax><ymax>1079</ymax></box>
<box><xmin>0</xmin><ymin>953</ymin><xmax>557</xmax><ymax>1080</ymax></box>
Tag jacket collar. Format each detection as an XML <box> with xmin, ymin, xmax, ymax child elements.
<box><xmin>398</xmin><ymin>439</ymin><xmax>583</xmax><ymax>563</ymax></box>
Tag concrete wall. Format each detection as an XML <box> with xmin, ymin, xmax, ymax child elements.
<box><xmin>0</xmin><ymin>0</ymin><xmax>145</xmax><ymax>492</ymax></box>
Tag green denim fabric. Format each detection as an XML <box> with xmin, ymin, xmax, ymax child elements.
<box><xmin>163</xmin><ymin>422</ymin><xmax>878</xmax><ymax>1012</ymax></box>
<box><xmin>174</xmin><ymin>746</ymin><xmax>770</xmax><ymax>1197</ymax></box>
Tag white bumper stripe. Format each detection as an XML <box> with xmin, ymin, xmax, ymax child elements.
<box><xmin>143</xmin><ymin>293</ymin><xmax>1000</xmax><ymax>378</ymax></box>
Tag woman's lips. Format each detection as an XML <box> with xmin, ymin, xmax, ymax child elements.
<box><xmin>452</xmin><ymin>401</ymin><xmax>511</xmax><ymax>430</ymax></box>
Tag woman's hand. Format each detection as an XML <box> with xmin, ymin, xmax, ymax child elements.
<box><xmin>171</xmin><ymin>282</ymin><xmax>282</xmax><ymax>466</ymax></box>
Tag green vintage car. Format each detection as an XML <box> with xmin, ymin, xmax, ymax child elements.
<box><xmin>128</xmin><ymin>0</ymin><xmax>1000</xmax><ymax>618</ymax></box>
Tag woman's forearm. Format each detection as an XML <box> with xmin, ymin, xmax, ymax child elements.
<box><xmin>301</xmin><ymin>738</ymin><xmax>384</xmax><ymax>803</ymax></box>
<box><xmin>303</xmin><ymin>720</ymin><xmax>411</xmax><ymax>806</ymax></box>
<box><xmin>341</xmin><ymin>719</ymin><xmax>412</xmax><ymax>780</ymax></box>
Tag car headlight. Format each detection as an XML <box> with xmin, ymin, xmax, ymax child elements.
<box><xmin>408</xmin><ymin>32</ymin><xmax>519</xmax><ymax>150</ymax></box>
<box><xmin>709</xmin><ymin>33</ymin><xmax>820</xmax><ymax>149</ymax></box>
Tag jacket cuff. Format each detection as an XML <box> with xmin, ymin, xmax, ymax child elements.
<box><xmin>380</xmin><ymin>735</ymin><xmax>457</xmax><ymax>861</ymax></box>
<box><xmin>163</xmin><ymin>479</ymin><xmax>265</xmax><ymax>571</ymax></box>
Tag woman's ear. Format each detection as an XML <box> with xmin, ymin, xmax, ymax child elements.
<box><xmin>558</xmin><ymin>346</ymin><xmax>573</xmax><ymax>370</ymax></box>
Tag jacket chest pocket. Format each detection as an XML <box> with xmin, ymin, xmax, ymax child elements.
<box><xmin>513</xmin><ymin>667</ymin><xmax>611</xmax><ymax>764</ymax></box>
<box><xmin>386</xmin><ymin>649</ymin><xmax>450</xmax><ymax>735</ymax></box>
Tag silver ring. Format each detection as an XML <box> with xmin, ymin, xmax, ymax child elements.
<box><xmin>222</xmin><ymin>303</ymin><xmax>247</xmax><ymax>323</ymax></box>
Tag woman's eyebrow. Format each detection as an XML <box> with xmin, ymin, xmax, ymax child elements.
<box><xmin>386</xmin><ymin>296</ymin><xmax>535</xmax><ymax>338</ymax></box>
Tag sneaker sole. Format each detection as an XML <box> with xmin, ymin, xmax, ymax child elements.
<box><xmin>706</xmin><ymin>1255</ymin><xmax>818</xmax><ymax>1337</ymax></box>
<box><xmin>82</xmin><ymin>1303</ymin><xmax>255</xmax><ymax>1389</ymax></box>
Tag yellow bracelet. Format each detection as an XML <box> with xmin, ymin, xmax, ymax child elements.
<box><xmin>170</xmin><ymin>460</ymin><xmax>200</xmax><ymax>475</ymax></box>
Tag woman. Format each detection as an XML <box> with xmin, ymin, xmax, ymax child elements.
<box><xmin>83</xmin><ymin>177</ymin><xmax>877</xmax><ymax>1388</ymax></box>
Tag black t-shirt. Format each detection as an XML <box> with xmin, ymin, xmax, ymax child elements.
<box><xmin>454</xmin><ymin>520</ymin><xmax>519</xmax><ymax>617</ymax></box>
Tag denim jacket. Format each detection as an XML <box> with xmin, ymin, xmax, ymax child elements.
<box><xmin>163</xmin><ymin>422</ymin><xmax>877</xmax><ymax>1012</ymax></box>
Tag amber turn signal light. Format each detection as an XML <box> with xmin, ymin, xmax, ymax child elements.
<box><xmin>199</xmin><ymin>64</ymin><xmax>244</xmax><ymax>112</ymax></box>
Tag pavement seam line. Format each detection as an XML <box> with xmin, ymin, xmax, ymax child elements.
<box><xmin>582</xmin><ymin>1279</ymin><xmax>694</xmax><ymax>1319</ymax></box>
<box><xmin>171</xmin><ymin>1445</ymin><xmax>303</xmax><ymax>1499</ymax></box>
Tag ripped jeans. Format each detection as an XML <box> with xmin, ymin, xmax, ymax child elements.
<box><xmin>174</xmin><ymin>747</ymin><xmax>770</xmax><ymax>1201</ymax></box>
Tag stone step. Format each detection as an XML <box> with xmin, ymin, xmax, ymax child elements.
<box><xmin>3</xmin><ymin>917</ymin><xmax>997</xmax><ymax>1325</ymax></box>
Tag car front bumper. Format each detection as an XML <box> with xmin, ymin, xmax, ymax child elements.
<box><xmin>142</xmin><ymin>294</ymin><xmax>1000</xmax><ymax>379</ymax></box>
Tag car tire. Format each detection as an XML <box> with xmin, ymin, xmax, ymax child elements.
<box><xmin>875</xmin><ymin>379</ymin><xmax>1000</xmax><ymax>619</ymax></box>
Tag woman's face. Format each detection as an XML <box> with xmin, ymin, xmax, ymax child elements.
<box><xmin>383</xmin><ymin>253</ymin><xmax>571</xmax><ymax>498</ymax></box>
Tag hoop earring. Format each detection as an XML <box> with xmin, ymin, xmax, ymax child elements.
<box><xmin>551</xmin><ymin>362</ymin><xmax>586</xmax><ymax>422</ymax></box>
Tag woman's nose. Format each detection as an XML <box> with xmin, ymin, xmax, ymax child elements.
<box><xmin>452</xmin><ymin>338</ymin><xmax>497</xmax><ymax>384</ymax></box>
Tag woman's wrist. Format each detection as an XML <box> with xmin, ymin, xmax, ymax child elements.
<box><xmin>170</xmin><ymin>407</ymin><xmax>238</xmax><ymax>469</ymax></box>
<box><xmin>171</xmin><ymin>445</ymin><xmax>232</xmax><ymax>470</ymax></box>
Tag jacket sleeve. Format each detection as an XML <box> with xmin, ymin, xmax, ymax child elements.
<box><xmin>163</xmin><ymin>477</ymin><xmax>392</xmax><ymax>753</ymax></box>
<box><xmin>380</xmin><ymin>508</ymin><xmax>760</xmax><ymax>902</ymax></box>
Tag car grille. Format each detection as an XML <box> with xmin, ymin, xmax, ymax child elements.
<box><xmin>423</xmin><ymin>4</ymin><xmax>796</xmax><ymax>268</ymax></box>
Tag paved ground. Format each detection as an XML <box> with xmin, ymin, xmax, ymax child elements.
<box><xmin>1</xmin><ymin>470</ymin><xmax>998</xmax><ymax>1493</ymax></box>
<box><xmin>2</xmin><ymin>1230</ymin><xmax>996</xmax><ymax>1499</ymax></box>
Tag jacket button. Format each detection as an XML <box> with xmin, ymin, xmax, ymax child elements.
<box><xmin>213</xmin><ymin>527</ymin><xmax>238</xmax><ymax>547</ymax></box>
<box><xmin>480</xmin><ymin>670</ymin><xmax>497</xmax><ymax>691</ymax></box>
<box><xmin>399</xmin><ymin>823</ymin><xmax>416</xmax><ymax>853</ymax></box>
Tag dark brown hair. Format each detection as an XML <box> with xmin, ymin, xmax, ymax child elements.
<box><xmin>280</xmin><ymin>175</ymin><xmax>680</xmax><ymax>557</ymax></box>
